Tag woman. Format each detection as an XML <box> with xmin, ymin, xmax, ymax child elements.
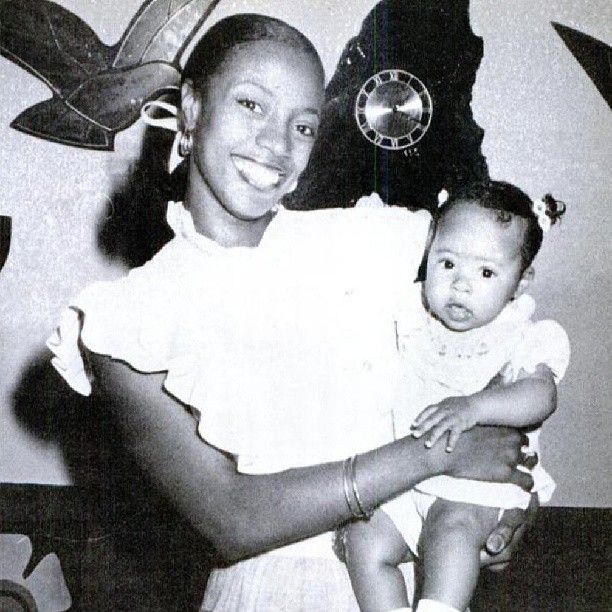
<box><xmin>49</xmin><ymin>14</ymin><xmax>535</xmax><ymax>610</ymax></box>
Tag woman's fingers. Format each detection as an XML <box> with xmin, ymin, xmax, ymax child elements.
<box><xmin>486</xmin><ymin>517</ymin><xmax>523</xmax><ymax>554</ymax></box>
<box><xmin>520</xmin><ymin>451</ymin><xmax>539</xmax><ymax>470</ymax></box>
<box><xmin>507</xmin><ymin>468</ymin><xmax>534</xmax><ymax>491</ymax></box>
<box><xmin>442</xmin><ymin>426</ymin><xmax>526</xmax><ymax>483</ymax></box>
<box><xmin>482</xmin><ymin>496</ymin><xmax>538</xmax><ymax>570</ymax></box>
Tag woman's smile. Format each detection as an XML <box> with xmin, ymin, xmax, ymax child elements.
<box><xmin>231</xmin><ymin>154</ymin><xmax>286</xmax><ymax>191</ymax></box>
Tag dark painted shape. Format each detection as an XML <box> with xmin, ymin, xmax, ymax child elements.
<box><xmin>552</xmin><ymin>22</ymin><xmax>611</xmax><ymax>109</ymax></box>
<box><xmin>0</xmin><ymin>0</ymin><xmax>221</xmax><ymax>150</ymax></box>
<box><xmin>286</xmin><ymin>0</ymin><xmax>488</xmax><ymax>211</ymax></box>
<box><xmin>0</xmin><ymin>484</ymin><xmax>609</xmax><ymax>611</ymax></box>
<box><xmin>0</xmin><ymin>215</ymin><xmax>10</xmax><ymax>272</ymax></box>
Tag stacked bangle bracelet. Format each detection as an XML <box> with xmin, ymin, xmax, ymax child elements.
<box><xmin>342</xmin><ymin>454</ymin><xmax>373</xmax><ymax>520</ymax></box>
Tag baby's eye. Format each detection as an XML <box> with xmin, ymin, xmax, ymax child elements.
<box><xmin>238</xmin><ymin>98</ymin><xmax>263</xmax><ymax>114</ymax></box>
<box><xmin>296</xmin><ymin>123</ymin><xmax>316</xmax><ymax>138</ymax></box>
<box><xmin>482</xmin><ymin>268</ymin><xmax>496</xmax><ymax>278</ymax></box>
<box><xmin>442</xmin><ymin>259</ymin><xmax>454</xmax><ymax>270</ymax></box>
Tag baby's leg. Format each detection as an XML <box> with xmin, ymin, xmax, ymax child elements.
<box><xmin>416</xmin><ymin>500</ymin><xmax>500</xmax><ymax>612</ymax></box>
<box><xmin>344</xmin><ymin>508</ymin><xmax>412</xmax><ymax>612</ymax></box>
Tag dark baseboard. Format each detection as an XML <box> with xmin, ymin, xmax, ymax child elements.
<box><xmin>0</xmin><ymin>483</ymin><xmax>609</xmax><ymax>611</ymax></box>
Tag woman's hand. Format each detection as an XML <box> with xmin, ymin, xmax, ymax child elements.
<box><xmin>423</xmin><ymin>424</ymin><xmax>533</xmax><ymax>490</ymax></box>
<box><xmin>480</xmin><ymin>493</ymin><xmax>539</xmax><ymax>570</ymax></box>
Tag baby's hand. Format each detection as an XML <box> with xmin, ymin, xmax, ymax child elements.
<box><xmin>411</xmin><ymin>396</ymin><xmax>479</xmax><ymax>452</ymax></box>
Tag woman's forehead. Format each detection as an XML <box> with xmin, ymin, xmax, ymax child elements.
<box><xmin>207</xmin><ymin>39</ymin><xmax>324</xmax><ymax>109</ymax></box>
<box><xmin>219</xmin><ymin>39</ymin><xmax>322</xmax><ymax>82</ymax></box>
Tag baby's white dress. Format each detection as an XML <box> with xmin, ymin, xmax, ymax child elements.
<box><xmin>382</xmin><ymin>294</ymin><xmax>570</xmax><ymax>554</ymax></box>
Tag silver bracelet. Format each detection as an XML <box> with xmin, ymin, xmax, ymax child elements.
<box><xmin>349</xmin><ymin>454</ymin><xmax>373</xmax><ymax>519</ymax></box>
<box><xmin>342</xmin><ymin>455</ymin><xmax>373</xmax><ymax>520</ymax></box>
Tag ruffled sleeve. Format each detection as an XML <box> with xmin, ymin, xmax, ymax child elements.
<box><xmin>507</xmin><ymin>319</ymin><xmax>571</xmax><ymax>383</ymax></box>
<box><xmin>46</xmin><ymin>237</ymin><xmax>195</xmax><ymax>396</ymax></box>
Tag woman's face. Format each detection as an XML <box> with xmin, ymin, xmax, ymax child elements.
<box><xmin>186</xmin><ymin>39</ymin><xmax>324</xmax><ymax>221</ymax></box>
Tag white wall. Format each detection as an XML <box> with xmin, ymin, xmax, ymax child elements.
<box><xmin>0</xmin><ymin>0</ymin><xmax>610</xmax><ymax>505</ymax></box>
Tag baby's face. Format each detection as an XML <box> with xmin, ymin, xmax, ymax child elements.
<box><xmin>424</xmin><ymin>200</ymin><xmax>527</xmax><ymax>331</ymax></box>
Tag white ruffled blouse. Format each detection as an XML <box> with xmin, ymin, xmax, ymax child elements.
<box><xmin>48</xmin><ymin>201</ymin><xmax>431</xmax><ymax>474</ymax></box>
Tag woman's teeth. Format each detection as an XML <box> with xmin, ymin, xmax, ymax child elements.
<box><xmin>233</xmin><ymin>157</ymin><xmax>283</xmax><ymax>190</ymax></box>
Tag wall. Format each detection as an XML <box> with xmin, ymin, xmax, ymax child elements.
<box><xmin>0</xmin><ymin>0</ymin><xmax>610</xmax><ymax>505</ymax></box>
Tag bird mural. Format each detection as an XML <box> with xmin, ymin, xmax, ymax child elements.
<box><xmin>0</xmin><ymin>0</ymin><xmax>221</xmax><ymax>150</ymax></box>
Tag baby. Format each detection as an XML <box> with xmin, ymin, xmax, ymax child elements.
<box><xmin>343</xmin><ymin>181</ymin><xmax>569</xmax><ymax>612</ymax></box>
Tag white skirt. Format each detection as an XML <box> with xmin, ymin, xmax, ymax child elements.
<box><xmin>201</xmin><ymin>553</ymin><xmax>416</xmax><ymax>611</ymax></box>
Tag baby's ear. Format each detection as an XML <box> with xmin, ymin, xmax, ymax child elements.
<box><xmin>514</xmin><ymin>266</ymin><xmax>534</xmax><ymax>298</ymax></box>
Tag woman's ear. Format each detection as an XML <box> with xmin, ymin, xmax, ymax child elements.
<box><xmin>180</xmin><ymin>79</ymin><xmax>201</xmax><ymax>132</ymax></box>
<box><xmin>514</xmin><ymin>266</ymin><xmax>534</xmax><ymax>298</ymax></box>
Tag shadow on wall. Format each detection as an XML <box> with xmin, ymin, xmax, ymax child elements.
<box><xmin>10</xmin><ymin>350</ymin><xmax>215</xmax><ymax>609</ymax></box>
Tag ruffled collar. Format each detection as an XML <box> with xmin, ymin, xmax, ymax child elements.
<box><xmin>165</xmin><ymin>201</ymin><xmax>285</xmax><ymax>255</ymax></box>
<box><xmin>398</xmin><ymin>293</ymin><xmax>536</xmax><ymax>361</ymax></box>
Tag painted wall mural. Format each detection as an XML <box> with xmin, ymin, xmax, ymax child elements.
<box><xmin>287</xmin><ymin>0</ymin><xmax>488</xmax><ymax>211</ymax></box>
<box><xmin>0</xmin><ymin>534</ymin><xmax>71</xmax><ymax>611</ymax></box>
<box><xmin>552</xmin><ymin>21</ymin><xmax>611</xmax><ymax>109</ymax></box>
<box><xmin>0</xmin><ymin>215</ymin><xmax>9</xmax><ymax>272</ymax></box>
<box><xmin>0</xmin><ymin>0</ymin><xmax>220</xmax><ymax>150</ymax></box>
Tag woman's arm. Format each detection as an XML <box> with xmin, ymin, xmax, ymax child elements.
<box><xmin>90</xmin><ymin>352</ymin><xmax>531</xmax><ymax>562</ymax></box>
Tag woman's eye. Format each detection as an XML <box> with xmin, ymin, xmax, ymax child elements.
<box><xmin>482</xmin><ymin>268</ymin><xmax>495</xmax><ymax>278</ymax></box>
<box><xmin>442</xmin><ymin>260</ymin><xmax>454</xmax><ymax>270</ymax></box>
<box><xmin>238</xmin><ymin>99</ymin><xmax>262</xmax><ymax>114</ymax></box>
<box><xmin>296</xmin><ymin>124</ymin><xmax>316</xmax><ymax>138</ymax></box>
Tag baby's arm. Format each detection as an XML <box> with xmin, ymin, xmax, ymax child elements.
<box><xmin>411</xmin><ymin>364</ymin><xmax>556</xmax><ymax>451</ymax></box>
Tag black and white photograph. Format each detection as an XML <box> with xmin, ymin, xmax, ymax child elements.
<box><xmin>0</xmin><ymin>1</ymin><xmax>609</xmax><ymax>610</ymax></box>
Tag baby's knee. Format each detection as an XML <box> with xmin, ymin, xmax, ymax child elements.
<box><xmin>425</xmin><ymin>500</ymin><xmax>497</xmax><ymax>541</ymax></box>
<box><xmin>344</xmin><ymin>511</ymin><xmax>408</xmax><ymax>568</ymax></box>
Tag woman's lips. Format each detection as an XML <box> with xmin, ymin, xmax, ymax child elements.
<box><xmin>232</xmin><ymin>155</ymin><xmax>285</xmax><ymax>191</ymax></box>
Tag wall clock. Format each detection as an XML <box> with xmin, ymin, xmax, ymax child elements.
<box><xmin>354</xmin><ymin>69</ymin><xmax>433</xmax><ymax>150</ymax></box>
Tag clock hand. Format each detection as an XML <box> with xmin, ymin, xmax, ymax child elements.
<box><xmin>391</xmin><ymin>104</ymin><xmax>426</xmax><ymax>128</ymax></box>
<box><xmin>367</xmin><ymin>106</ymin><xmax>394</xmax><ymax>119</ymax></box>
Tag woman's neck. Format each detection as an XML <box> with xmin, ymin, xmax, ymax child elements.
<box><xmin>184</xmin><ymin>176</ymin><xmax>275</xmax><ymax>248</ymax></box>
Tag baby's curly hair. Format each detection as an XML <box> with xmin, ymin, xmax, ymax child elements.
<box><xmin>435</xmin><ymin>180</ymin><xmax>566</xmax><ymax>271</ymax></box>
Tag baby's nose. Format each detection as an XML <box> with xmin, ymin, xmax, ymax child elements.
<box><xmin>451</xmin><ymin>274</ymin><xmax>471</xmax><ymax>293</ymax></box>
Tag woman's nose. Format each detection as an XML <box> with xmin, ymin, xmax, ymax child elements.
<box><xmin>256</xmin><ymin>116</ymin><xmax>290</xmax><ymax>157</ymax></box>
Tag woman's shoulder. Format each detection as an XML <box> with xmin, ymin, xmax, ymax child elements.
<box><xmin>277</xmin><ymin>203</ymin><xmax>431</xmax><ymax>260</ymax></box>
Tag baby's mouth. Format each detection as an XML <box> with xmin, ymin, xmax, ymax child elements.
<box><xmin>446</xmin><ymin>302</ymin><xmax>472</xmax><ymax>321</ymax></box>
<box><xmin>232</xmin><ymin>156</ymin><xmax>285</xmax><ymax>191</ymax></box>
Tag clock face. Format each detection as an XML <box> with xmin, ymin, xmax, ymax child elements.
<box><xmin>354</xmin><ymin>69</ymin><xmax>433</xmax><ymax>150</ymax></box>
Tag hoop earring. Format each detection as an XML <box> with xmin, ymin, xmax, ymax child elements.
<box><xmin>178</xmin><ymin>130</ymin><xmax>193</xmax><ymax>157</ymax></box>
